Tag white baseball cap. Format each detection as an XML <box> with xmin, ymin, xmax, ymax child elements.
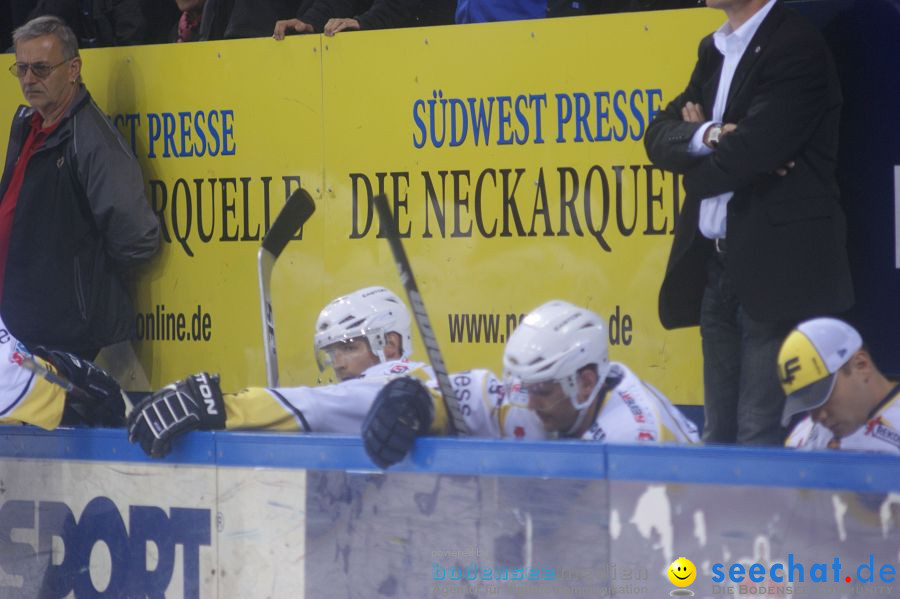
<box><xmin>777</xmin><ymin>318</ymin><xmax>863</xmax><ymax>426</ymax></box>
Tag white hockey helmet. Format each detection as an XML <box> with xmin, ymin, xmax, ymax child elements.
<box><xmin>314</xmin><ymin>286</ymin><xmax>413</xmax><ymax>365</ymax></box>
<box><xmin>503</xmin><ymin>300</ymin><xmax>610</xmax><ymax>410</ymax></box>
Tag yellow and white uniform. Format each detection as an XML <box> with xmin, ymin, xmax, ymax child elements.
<box><xmin>222</xmin><ymin>359</ymin><xmax>546</xmax><ymax>438</ymax></box>
<box><xmin>0</xmin><ymin>317</ymin><xmax>66</xmax><ymax>429</ymax></box>
<box><xmin>221</xmin><ymin>359</ymin><xmax>695</xmax><ymax>443</ymax></box>
<box><xmin>786</xmin><ymin>384</ymin><xmax>900</xmax><ymax>453</ymax></box>
<box><xmin>573</xmin><ymin>363</ymin><xmax>700</xmax><ymax>443</ymax></box>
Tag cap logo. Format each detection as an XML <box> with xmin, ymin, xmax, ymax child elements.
<box><xmin>780</xmin><ymin>356</ymin><xmax>801</xmax><ymax>385</ymax></box>
<box><xmin>837</xmin><ymin>348</ymin><xmax>847</xmax><ymax>358</ymax></box>
<box><xmin>778</xmin><ymin>331</ymin><xmax>829</xmax><ymax>393</ymax></box>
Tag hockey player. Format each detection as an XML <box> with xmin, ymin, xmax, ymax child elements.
<box><xmin>313</xmin><ymin>285</ymin><xmax>413</xmax><ymax>382</ymax></box>
<box><xmin>0</xmin><ymin>315</ymin><xmax>125</xmax><ymax>429</ymax></box>
<box><xmin>128</xmin><ymin>286</ymin><xmax>540</xmax><ymax>458</ymax></box>
<box><xmin>779</xmin><ymin>318</ymin><xmax>899</xmax><ymax>453</ymax></box>
<box><xmin>362</xmin><ymin>300</ymin><xmax>700</xmax><ymax>468</ymax></box>
<box><xmin>503</xmin><ymin>300</ymin><xmax>699</xmax><ymax>443</ymax></box>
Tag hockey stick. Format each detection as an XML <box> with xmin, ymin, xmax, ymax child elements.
<box><xmin>258</xmin><ymin>187</ymin><xmax>316</xmax><ymax>387</ymax></box>
<box><xmin>372</xmin><ymin>194</ymin><xmax>469</xmax><ymax>436</ymax></box>
<box><xmin>17</xmin><ymin>354</ymin><xmax>134</xmax><ymax>412</ymax></box>
<box><xmin>19</xmin><ymin>354</ymin><xmax>94</xmax><ymax>400</ymax></box>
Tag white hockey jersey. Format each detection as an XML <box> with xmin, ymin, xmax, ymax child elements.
<box><xmin>225</xmin><ymin>360</ymin><xmax>697</xmax><ymax>445</ymax></box>
<box><xmin>0</xmin><ymin>316</ymin><xmax>67</xmax><ymax>429</ymax></box>
<box><xmin>785</xmin><ymin>384</ymin><xmax>900</xmax><ymax>453</ymax></box>
<box><xmin>561</xmin><ymin>363</ymin><xmax>700</xmax><ymax>443</ymax></box>
<box><xmin>223</xmin><ymin>359</ymin><xmax>546</xmax><ymax>438</ymax></box>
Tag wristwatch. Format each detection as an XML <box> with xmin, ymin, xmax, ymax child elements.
<box><xmin>706</xmin><ymin>124</ymin><xmax>723</xmax><ymax>148</ymax></box>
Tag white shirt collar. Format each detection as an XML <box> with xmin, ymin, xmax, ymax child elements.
<box><xmin>713</xmin><ymin>0</ymin><xmax>777</xmax><ymax>57</ymax></box>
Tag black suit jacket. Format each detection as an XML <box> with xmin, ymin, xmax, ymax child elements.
<box><xmin>644</xmin><ymin>1</ymin><xmax>853</xmax><ymax>329</ymax></box>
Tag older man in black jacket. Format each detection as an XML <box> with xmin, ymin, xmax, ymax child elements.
<box><xmin>1</xmin><ymin>16</ymin><xmax>159</xmax><ymax>359</ymax></box>
<box><xmin>644</xmin><ymin>0</ymin><xmax>853</xmax><ymax>445</ymax></box>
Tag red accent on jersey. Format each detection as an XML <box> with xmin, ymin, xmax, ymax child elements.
<box><xmin>620</xmin><ymin>392</ymin><xmax>646</xmax><ymax>423</ymax></box>
<box><xmin>865</xmin><ymin>417</ymin><xmax>881</xmax><ymax>435</ymax></box>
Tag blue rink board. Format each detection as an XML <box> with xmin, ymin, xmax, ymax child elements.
<box><xmin>0</xmin><ymin>426</ymin><xmax>897</xmax><ymax>492</ymax></box>
<box><xmin>2</xmin><ymin>426</ymin><xmax>899</xmax><ymax>599</ymax></box>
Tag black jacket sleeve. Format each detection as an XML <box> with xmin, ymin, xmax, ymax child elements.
<box><xmin>75</xmin><ymin>98</ymin><xmax>161</xmax><ymax>268</ymax></box>
<box><xmin>299</xmin><ymin>0</ymin><xmax>423</xmax><ymax>31</ymax></box>
<box><xmin>681</xmin><ymin>31</ymin><xmax>837</xmax><ymax>199</ymax></box>
<box><xmin>643</xmin><ymin>34</ymin><xmax>715</xmax><ymax>174</ymax></box>
<box><xmin>356</xmin><ymin>0</ymin><xmax>423</xmax><ymax>30</ymax></box>
<box><xmin>298</xmin><ymin>0</ymin><xmax>368</xmax><ymax>32</ymax></box>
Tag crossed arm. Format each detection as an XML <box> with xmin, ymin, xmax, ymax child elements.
<box><xmin>645</xmin><ymin>34</ymin><xmax>829</xmax><ymax>196</ymax></box>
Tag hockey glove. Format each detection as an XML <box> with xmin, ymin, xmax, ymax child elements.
<box><xmin>362</xmin><ymin>377</ymin><xmax>434</xmax><ymax>469</ymax></box>
<box><xmin>33</xmin><ymin>348</ymin><xmax>127</xmax><ymax>428</ymax></box>
<box><xmin>127</xmin><ymin>372</ymin><xmax>226</xmax><ymax>458</ymax></box>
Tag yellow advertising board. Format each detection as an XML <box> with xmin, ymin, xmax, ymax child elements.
<box><xmin>0</xmin><ymin>9</ymin><xmax>722</xmax><ymax>404</ymax></box>
<box><xmin>0</xmin><ymin>36</ymin><xmax>327</xmax><ymax>389</ymax></box>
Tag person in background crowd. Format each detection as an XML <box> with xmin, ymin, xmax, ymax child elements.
<box><xmin>454</xmin><ymin>0</ymin><xmax>545</xmax><ymax>23</ymax></box>
<box><xmin>779</xmin><ymin>318</ymin><xmax>899</xmax><ymax>453</ymax></box>
<box><xmin>3</xmin><ymin>1</ymin><xmax>182</xmax><ymax>48</ymax></box>
<box><xmin>2</xmin><ymin>16</ymin><xmax>160</xmax><ymax>359</ymax></box>
<box><xmin>171</xmin><ymin>0</ymin><xmax>206</xmax><ymax>42</ymax></box>
<box><xmin>19</xmin><ymin>0</ymin><xmax>149</xmax><ymax>46</ymax></box>
<box><xmin>457</xmin><ymin>0</ymin><xmax>700</xmax><ymax>23</ymax></box>
<box><xmin>269</xmin><ymin>0</ymin><xmax>455</xmax><ymax>39</ymax></box>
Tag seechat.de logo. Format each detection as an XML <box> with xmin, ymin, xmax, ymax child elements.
<box><xmin>711</xmin><ymin>554</ymin><xmax>896</xmax><ymax>585</ymax></box>
<box><xmin>668</xmin><ymin>557</ymin><xmax>696</xmax><ymax>596</ymax></box>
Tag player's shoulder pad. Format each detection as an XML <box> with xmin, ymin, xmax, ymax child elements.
<box><xmin>785</xmin><ymin>415</ymin><xmax>817</xmax><ymax>448</ymax></box>
<box><xmin>362</xmin><ymin>359</ymin><xmax>430</xmax><ymax>379</ymax></box>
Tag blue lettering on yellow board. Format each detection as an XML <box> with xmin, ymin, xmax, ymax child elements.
<box><xmin>136</xmin><ymin>109</ymin><xmax>235</xmax><ymax>159</ymax></box>
<box><xmin>412</xmin><ymin>89</ymin><xmax>662</xmax><ymax>149</ymax></box>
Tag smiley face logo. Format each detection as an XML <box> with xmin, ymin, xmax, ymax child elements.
<box><xmin>668</xmin><ymin>557</ymin><xmax>696</xmax><ymax>587</ymax></box>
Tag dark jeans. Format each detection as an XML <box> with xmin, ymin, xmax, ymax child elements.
<box><xmin>700</xmin><ymin>254</ymin><xmax>792</xmax><ymax>445</ymax></box>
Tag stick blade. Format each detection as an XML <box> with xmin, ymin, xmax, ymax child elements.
<box><xmin>262</xmin><ymin>187</ymin><xmax>316</xmax><ymax>258</ymax></box>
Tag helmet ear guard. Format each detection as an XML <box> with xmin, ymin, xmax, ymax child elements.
<box><xmin>503</xmin><ymin>300</ymin><xmax>610</xmax><ymax>413</ymax></box>
<box><xmin>563</xmin><ymin>374</ymin><xmax>607</xmax><ymax>436</ymax></box>
<box><xmin>565</xmin><ymin>368</ymin><xmax>606</xmax><ymax>411</ymax></box>
<box><xmin>559</xmin><ymin>374</ymin><xmax>579</xmax><ymax>408</ymax></box>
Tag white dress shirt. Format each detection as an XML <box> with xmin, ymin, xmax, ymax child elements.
<box><xmin>688</xmin><ymin>0</ymin><xmax>777</xmax><ymax>240</ymax></box>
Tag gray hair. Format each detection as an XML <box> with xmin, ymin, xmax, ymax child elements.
<box><xmin>13</xmin><ymin>16</ymin><xmax>80</xmax><ymax>59</ymax></box>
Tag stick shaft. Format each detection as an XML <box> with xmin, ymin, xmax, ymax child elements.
<box><xmin>258</xmin><ymin>188</ymin><xmax>316</xmax><ymax>387</ymax></box>
<box><xmin>19</xmin><ymin>355</ymin><xmax>88</xmax><ymax>399</ymax></box>
<box><xmin>372</xmin><ymin>194</ymin><xmax>468</xmax><ymax>436</ymax></box>
<box><xmin>19</xmin><ymin>355</ymin><xmax>135</xmax><ymax>413</ymax></box>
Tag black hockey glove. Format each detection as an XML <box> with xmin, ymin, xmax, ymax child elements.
<box><xmin>362</xmin><ymin>377</ymin><xmax>434</xmax><ymax>469</ymax></box>
<box><xmin>127</xmin><ymin>372</ymin><xmax>226</xmax><ymax>458</ymax></box>
<box><xmin>33</xmin><ymin>348</ymin><xmax>126</xmax><ymax>428</ymax></box>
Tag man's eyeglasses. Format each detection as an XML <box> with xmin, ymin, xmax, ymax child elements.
<box><xmin>8</xmin><ymin>59</ymin><xmax>70</xmax><ymax>79</ymax></box>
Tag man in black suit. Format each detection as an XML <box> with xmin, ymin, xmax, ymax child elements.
<box><xmin>644</xmin><ymin>0</ymin><xmax>854</xmax><ymax>445</ymax></box>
